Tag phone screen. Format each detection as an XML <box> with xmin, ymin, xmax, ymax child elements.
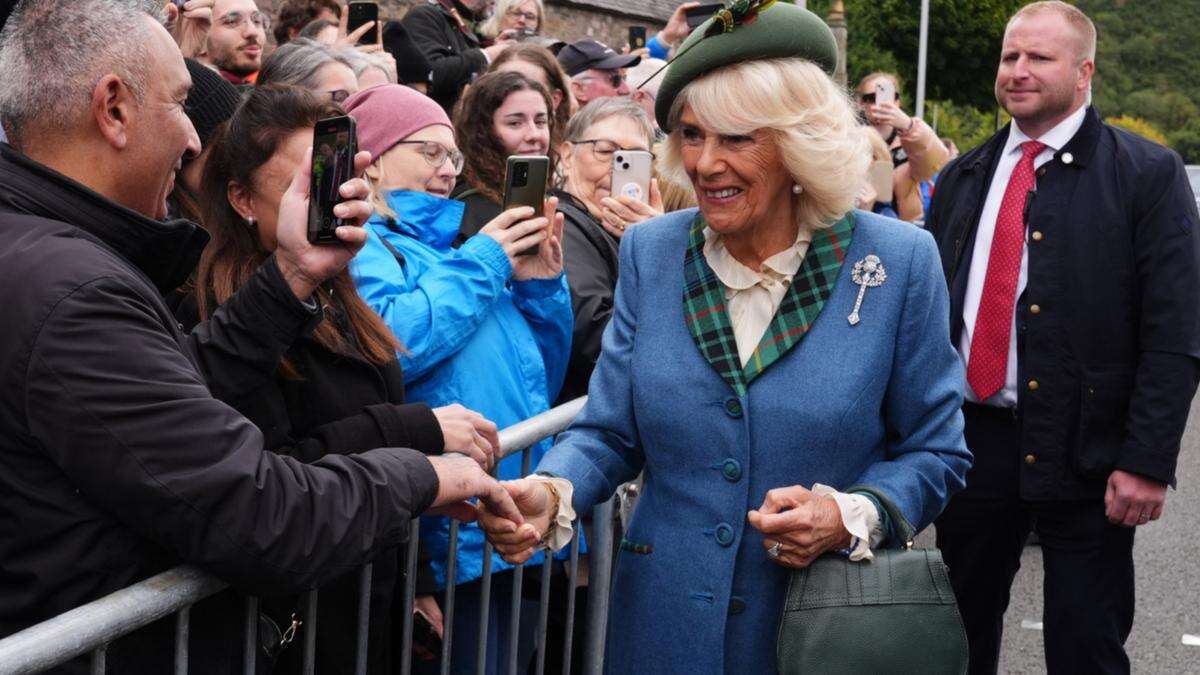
<box><xmin>308</xmin><ymin>117</ymin><xmax>357</xmax><ymax>245</ymax></box>
<box><xmin>348</xmin><ymin>2</ymin><xmax>379</xmax><ymax>45</ymax></box>
<box><xmin>684</xmin><ymin>3</ymin><xmax>725</xmax><ymax>30</ymax></box>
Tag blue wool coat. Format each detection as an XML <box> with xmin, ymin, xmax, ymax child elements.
<box><xmin>537</xmin><ymin>208</ymin><xmax>972</xmax><ymax>674</ymax></box>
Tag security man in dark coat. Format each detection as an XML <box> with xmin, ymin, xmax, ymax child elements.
<box><xmin>926</xmin><ymin>3</ymin><xmax>1200</xmax><ymax>674</ymax></box>
<box><xmin>0</xmin><ymin>2</ymin><xmax>518</xmax><ymax>673</ymax></box>
<box><xmin>401</xmin><ymin>0</ymin><xmax>515</xmax><ymax>112</ymax></box>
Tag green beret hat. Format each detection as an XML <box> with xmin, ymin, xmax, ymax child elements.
<box><xmin>655</xmin><ymin>2</ymin><xmax>838</xmax><ymax>131</ymax></box>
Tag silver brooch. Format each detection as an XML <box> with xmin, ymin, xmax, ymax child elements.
<box><xmin>848</xmin><ymin>255</ymin><xmax>887</xmax><ymax>326</ymax></box>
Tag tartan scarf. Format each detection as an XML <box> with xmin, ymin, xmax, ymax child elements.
<box><xmin>682</xmin><ymin>212</ymin><xmax>856</xmax><ymax>396</ymax></box>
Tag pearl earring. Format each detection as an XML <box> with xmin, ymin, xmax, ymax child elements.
<box><xmin>792</xmin><ymin>184</ymin><xmax>803</xmax><ymax>195</ymax></box>
<box><xmin>246</xmin><ymin>216</ymin><xmax>256</xmax><ymax>228</ymax></box>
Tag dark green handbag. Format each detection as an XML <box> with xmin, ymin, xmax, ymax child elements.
<box><xmin>776</xmin><ymin>487</ymin><xmax>968</xmax><ymax>675</ymax></box>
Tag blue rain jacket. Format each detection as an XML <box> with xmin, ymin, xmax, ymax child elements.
<box><xmin>350</xmin><ymin>190</ymin><xmax>575</xmax><ymax>586</ymax></box>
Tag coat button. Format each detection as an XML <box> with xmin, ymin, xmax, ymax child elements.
<box><xmin>723</xmin><ymin>397</ymin><xmax>743</xmax><ymax>419</ymax></box>
<box><xmin>714</xmin><ymin>523</ymin><xmax>734</xmax><ymax>547</ymax></box>
<box><xmin>1025</xmin><ymin>454</ymin><xmax>1037</xmax><ymax>465</ymax></box>
<box><xmin>721</xmin><ymin>459</ymin><xmax>742</xmax><ymax>482</ymax></box>
<box><xmin>728</xmin><ymin>597</ymin><xmax>747</xmax><ymax>615</ymax></box>
<box><xmin>1037</xmin><ymin>166</ymin><xmax>1047</xmax><ymax>177</ymax></box>
<box><xmin>1028</xmin><ymin>379</ymin><xmax>1039</xmax><ymax>391</ymax></box>
<box><xmin>1030</xmin><ymin>304</ymin><xmax>1041</xmax><ymax>314</ymax></box>
<box><xmin>1031</xmin><ymin>231</ymin><xmax>1043</xmax><ymax>241</ymax></box>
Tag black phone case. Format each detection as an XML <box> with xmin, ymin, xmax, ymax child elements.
<box><xmin>502</xmin><ymin>156</ymin><xmax>550</xmax><ymax>256</ymax></box>
<box><xmin>307</xmin><ymin>117</ymin><xmax>357</xmax><ymax>246</ymax></box>
<box><xmin>348</xmin><ymin>2</ymin><xmax>379</xmax><ymax>45</ymax></box>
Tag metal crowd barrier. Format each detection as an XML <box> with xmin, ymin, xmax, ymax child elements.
<box><xmin>0</xmin><ymin>397</ymin><xmax>615</xmax><ymax>675</ymax></box>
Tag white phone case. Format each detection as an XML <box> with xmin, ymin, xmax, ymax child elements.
<box><xmin>611</xmin><ymin>151</ymin><xmax>654</xmax><ymax>204</ymax></box>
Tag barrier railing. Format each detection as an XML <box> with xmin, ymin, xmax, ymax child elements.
<box><xmin>0</xmin><ymin>397</ymin><xmax>610</xmax><ymax>675</ymax></box>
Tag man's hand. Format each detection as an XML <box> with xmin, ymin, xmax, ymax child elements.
<box><xmin>660</xmin><ymin>2</ymin><xmax>701</xmax><ymax>47</ymax></box>
<box><xmin>431</xmin><ymin>404</ymin><xmax>500</xmax><ymax>470</ymax></box>
<box><xmin>477</xmin><ymin>479</ymin><xmax>556</xmax><ymax>564</ymax></box>
<box><xmin>1105</xmin><ymin>469</ymin><xmax>1168</xmax><ymax>527</ymax></box>
<box><xmin>748</xmin><ymin>485</ymin><xmax>852</xmax><ymax>569</ymax></box>
<box><xmin>167</xmin><ymin>0</ymin><xmax>214</xmax><ymax>59</ymax></box>
<box><xmin>274</xmin><ymin>147</ymin><xmax>374</xmax><ymax>301</ymax></box>
<box><xmin>425</xmin><ymin>454</ymin><xmax>524</xmax><ymax>524</ymax></box>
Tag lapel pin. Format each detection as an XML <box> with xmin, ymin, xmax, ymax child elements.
<box><xmin>1061</xmin><ymin>152</ymin><xmax>1074</xmax><ymax>165</ymax></box>
<box><xmin>848</xmin><ymin>254</ymin><xmax>887</xmax><ymax>326</ymax></box>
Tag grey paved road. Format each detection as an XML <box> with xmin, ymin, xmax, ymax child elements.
<box><xmin>987</xmin><ymin>394</ymin><xmax>1200</xmax><ymax>674</ymax></box>
<box><xmin>915</xmin><ymin>393</ymin><xmax>1200</xmax><ymax>673</ymax></box>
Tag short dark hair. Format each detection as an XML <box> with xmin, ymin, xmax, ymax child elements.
<box><xmin>273</xmin><ymin>0</ymin><xmax>341</xmax><ymax>45</ymax></box>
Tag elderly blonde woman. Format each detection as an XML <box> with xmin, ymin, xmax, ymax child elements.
<box><xmin>480</xmin><ymin>0</ymin><xmax>544</xmax><ymax>40</ymax></box>
<box><xmin>477</xmin><ymin>4</ymin><xmax>971</xmax><ymax>672</ymax></box>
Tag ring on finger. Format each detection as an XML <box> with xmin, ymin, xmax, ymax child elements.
<box><xmin>767</xmin><ymin>541</ymin><xmax>782</xmax><ymax>559</ymax></box>
<box><xmin>1138</xmin><ymin>512</ymin><xmax>1150</xmax><ymax>522</ymax></box>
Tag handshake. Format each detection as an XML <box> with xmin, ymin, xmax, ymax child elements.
<box><xmin>424</xmin><ymin>459</ymin><xmax>561</xmax><ymax>564</ymax></box>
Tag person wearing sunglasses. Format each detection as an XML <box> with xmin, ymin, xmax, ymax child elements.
<box><xmin>346</xmin><ymin>82</ymin><xmax>573</xmax><ymax>675</ymax></box>
<box><xmin>199</xmin><ymin>0</ymin><xmax>268</xmax><ymax>85</ymax></box>
<box><xmin>557</xmin><ymin>38</ymin><xmax>640</xmax><ymax>106</ymax></box>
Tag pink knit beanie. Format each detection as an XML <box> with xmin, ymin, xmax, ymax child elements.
<box><xmin>343</xmin><ymin>84</ymin><xmax>453</xmax><ymax>162</ymax></box>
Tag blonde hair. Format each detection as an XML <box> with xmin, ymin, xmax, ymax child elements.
<box><xmin>1008</xmin><ymin>1</ymin><xmax>1096</xmax><ymax>62</ymax></box>
<box><xmin>660</xmin><ymin>58</ymin><xmax>870</xmax><ymax>229</ymax></box>
<box><xmin>480</xmin><ymin>0</ymin><xmax>544</xmax><ymax>39</ymax></box>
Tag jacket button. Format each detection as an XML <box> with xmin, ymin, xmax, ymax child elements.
<box><xmin>1028</xmin><ymin>379</ymin><xmax>1039</xmax><ymax>391</ymax></box>
<box><xmin>714</xmin><ymin>523</ymin><xmax>734</xmax><ymax>547</ymax></box>
<box><xmin>1061</xmin><ymin>152</ymin><xmax>1074</xmax><ymax>165</ymax></box>
<box><xmin>728</xmin><ymin>597</ymin><xmax>747</xmax><ymax>615</ymax></box>
<box><xmin>1030</xmin><ymin>304</ymin><xmax>1041</xmax><ymax>315</ymax></box>
<box><xmin>723</xmin><ymin>397</ymin><xmax>743</xmax><ymax>419</ymax></box>
<box><xmin>721</xmin><ymin>459</ymin><xmax>742</xmax><ymax>482</ymax></box>
<box><xmin>1025</xmin><ymin>454</ymin><xmax>1037</xmax><ymax>465</ymax></box>
<box><xmin>1031</xmin><ymin>231</ymin><xmax>1043</xmax><ymax>241</ymax></box>
<box><xmin>1037</xmin><ymin>166</ymin><xmax>1047</xmax><ymax>177</ymax></box>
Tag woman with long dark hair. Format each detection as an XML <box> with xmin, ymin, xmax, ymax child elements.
<box><xmin>186</xmin><ymin>84</ymin><xmax>500</xmax><ymax>674</ymax></box>
<box><xmin>488</xmin><ymin>44</ymin><xmax>575</xmax><ymax>147</ymax></box>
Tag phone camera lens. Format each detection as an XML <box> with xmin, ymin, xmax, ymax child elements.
<box><xmin>623</xmin><ymin>163</ymin><xmax>630</xmax><ymax>170</ymax></box>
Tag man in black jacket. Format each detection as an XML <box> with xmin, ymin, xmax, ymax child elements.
<box><xmin>0</xmin><ymin>1</ymin><xmax>520</xmax><ymax>672</ymax></box>
<box><xmin>401</xmin><ymin>0</ymin><xmax>515</xmax><ymax>112</ymax></box>
<box><xmin>926</xmin><ymin>3</ymin><xmax>1200</xmax><ymax>673</ymax></box>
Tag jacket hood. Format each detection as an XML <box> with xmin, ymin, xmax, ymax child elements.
<box><xmin>379</xmin><ymin>189</ymin><xmax>466</xmax><ymax>250</ymax></box>
<box><xmin>0</xmin><ymin>144</ymin><xmax>208</xmax><ymax>295</ymax></box>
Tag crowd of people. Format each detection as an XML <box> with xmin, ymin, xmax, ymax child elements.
<box><xmin>0</xmin><ymin>0</ymin><xmax>1196</xmax><ymax>674</ymax></box>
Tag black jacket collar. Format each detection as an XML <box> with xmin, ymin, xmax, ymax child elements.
<box><xmin>0</xmin><ymin>143</ymin><xmax>208</xmax><ymax>295</ymax></box>
<box><xmin>961</xmin><ymin>105</ymin><xmax>1102</xmax><ymax>176</ymax></box>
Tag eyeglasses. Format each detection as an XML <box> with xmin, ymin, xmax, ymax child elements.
<box><xmin>575</xmin><ymin>71</ymin><xmax>624</xmax><ymax>89</ymax></box>
<box><xmin>394</xmin><ymin>141</ymin><xmax>465</xmax><ymax>175</ymax></box>
<box><xmin>320</xmin><ymin>89</ymin><xmax>352</xmax><ymax>104</ymax></box>
<box><xmin>506</xmin><ymin>8</ymin><xmax>539</xmax><ymax>22</ymax></box>
<box><xmin>216</xmin><ymin>10</ymin><xmax>270</xmax><ymax>31</ymax></box>
<box><xmin>572</xmin><ymin>139</ymin><xmax>653</xmax><ymax>162</ymax></box>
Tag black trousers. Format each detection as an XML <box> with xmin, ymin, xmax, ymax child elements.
<box><xmin>935</xmin><ymin>403</ymin><xmax>1136</xmax><ymax>675</ymax></box>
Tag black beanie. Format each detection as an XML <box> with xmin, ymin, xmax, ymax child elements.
<box><xmin>382</xmin><ymin>21</ymin><xmax>434</xmax><ymax>87</ymax></box>
<box><xmin>184</xmin><ymin>59</ymin><xmax>243</xmax><ymax>151</ymax></box>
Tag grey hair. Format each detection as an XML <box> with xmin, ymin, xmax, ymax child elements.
<box><xmin>338</xmin><ymin>48</ymin><xmax>397</xmax><ymax>85</ymax></box>
<box><xmin>257</xmin><ymin>38</ymin><xmax>354</xmax><ymax>90</ymax></box>
<box><xmin>563</xmin><ymin>97</ymin><xmax>655</xmax><ymax>148</ymax></box>
<box><xmin>0</xmin><ymin>0</ymin><xmax>163</xmax><ymax>146</ymax></box>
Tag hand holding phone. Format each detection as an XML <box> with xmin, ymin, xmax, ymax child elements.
<box><xmin>502</xmin><ymin>155</ymin><xmax>550</xmax><ymax>256</ymax></box>
<box><xmin>873</xmin><ymin>79</ymin><xmax>896</xmax><ymax>107</ymax></box>
<box><xmin>308</xmin><ymin>116</ymin><xmax>358</xmax><ymax>245</ymax></box>
<box><xmin>347</xmin><ymin>1</ymin><xmax>379</xmax><ymax>45</ymax></box>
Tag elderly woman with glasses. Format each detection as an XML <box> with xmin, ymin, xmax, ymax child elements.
<box><xmin>480</xmin><ymin>0</ymin><xmax>544</xmax><ymax>41</ymax></box>
<box><xmin>345</xmin><ymin>84</ymin><xmax>574</xmax><ymax>674</ymax></box>
<box><xmin>477</xmin><ymin>4</ymin><xmax>971</xmax><ymax>672</ymax></box>
<box><xmin>555</xmin><ymin>97</ymin><xmax>663</xmax><ymax>403</ymax></box>
<box><xmin>257</xmin><ymin>37</ymin><xmax>359</xmax><ymax>102</ymax></box>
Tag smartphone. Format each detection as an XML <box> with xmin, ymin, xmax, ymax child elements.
<box><xmin>684</xmin><ymin>3</ymin><xmax>726</xmax><ymax>30</ymax></box>
<box><xmin>502</xmin><ymin>155</ymin><xmax>550</xmax><ymax>256</ymax></box>
<box><xmin>611</xmin><ymin>150</ymin><xmax>653</xmax><ymax>205</ymax></box>
<box><xmin>867</xmin><ymin>160</ymin><xmax>894</xmax><ymax>204</ymax></box>
<box><xmin>873</xmin><ymin>79</ymin><xmax>896</xmax><ymax>107</ymax></box>
<box><xmin>347</xmin><ymin>1</ymin><xmax>379</xmax><ymax>45</ymax></box>
<box><xmin>513</xmin><ymin>27</ymin><xmax>538</xmax><ymax>41</ymax></box>
<box><xmin>308</xmin><ymin>116</ymin><xmax>357</xmax><ymax>246</ymax></box>
<box><xmin>628</xmin><ymin>25</ymin><xmax>647</xmax><ymax>50</ymax></box>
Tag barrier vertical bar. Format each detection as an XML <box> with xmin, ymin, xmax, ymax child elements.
<box><xmin>301</xmin><ymin>591</ymin><xmax>317</xmax><ymax>675</ymax></box>
<box><xmin>561</xmin><ymin>521</ymin><xmax>581</xmax><ymax>675</ymax></box>
<box><xmin>582</xmin><ymin>497</ymin><xmax>616</xmax><ymax>675</ymax></box>
<box><xmin>400</xmin><ymin>520</ymin><xmax>420</xmax><ymax>675</ymax></box>
<box><xmin>474</xmin><ymin>541</ymin><xmax>494</xmax><ymax>675</ymax></box>
<box><xmin>174</xmin><ymin>606</ymin><xmax>190</xmax><ymax>675</ymax></box>
<box><xmin>90</xmin><ymin>646</ymin><xmax>106</xmax><ymax>675</ymax></box>
<box><xmin>504</xmin><ymin>448</ymin><xmax>534</xmax><ymax>675</ymax></box>
<box><xmin>243</xmin><ymin>596</ymin><xmax>258</xmax><ymax>675</ymax></box>
<box><xmin>533</xmin><ymin>552</ymin><xmax>553</xmax><ymax>675</ymax></box>
<box><xmin>439</xmin><ymin>519</ymin><xmax>460</xmax><ymax>675</ymax></box>
<box><xmin>355</xmin><ymin>563</ymin><xmax>373</xmax><ymax>675</ymax></box>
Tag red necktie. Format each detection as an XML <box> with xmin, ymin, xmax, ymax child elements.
<box><xmin>967</xmin><ymin>140</ymin><xmax>1045</xmax><ymax>401</ymax></box>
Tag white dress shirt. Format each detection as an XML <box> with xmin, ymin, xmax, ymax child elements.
<box><xmin>959</xmin><ymin>105</ymin><xmax>1088</xmax><ymax>407</ymax></box>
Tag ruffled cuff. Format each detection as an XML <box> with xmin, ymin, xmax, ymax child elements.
<box><xmin>812</xmin><ymin>483</ymin><xmax>884</xmax><ymax>562</ymax></box>
<box><xmin>525</xmin><ymin>475</ymin><xmax>576</xmax><ymax>552</ymax></box>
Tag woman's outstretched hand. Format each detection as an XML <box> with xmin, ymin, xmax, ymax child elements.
<box><xmin>747</xmin><ymin>485</ymin><xmax>852</xmax><ymax>569</ymax></box>
<box><xmin>476</xmin><ymin>478</ymin><xmax>556</xmax><ymax>564</ymax></box>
